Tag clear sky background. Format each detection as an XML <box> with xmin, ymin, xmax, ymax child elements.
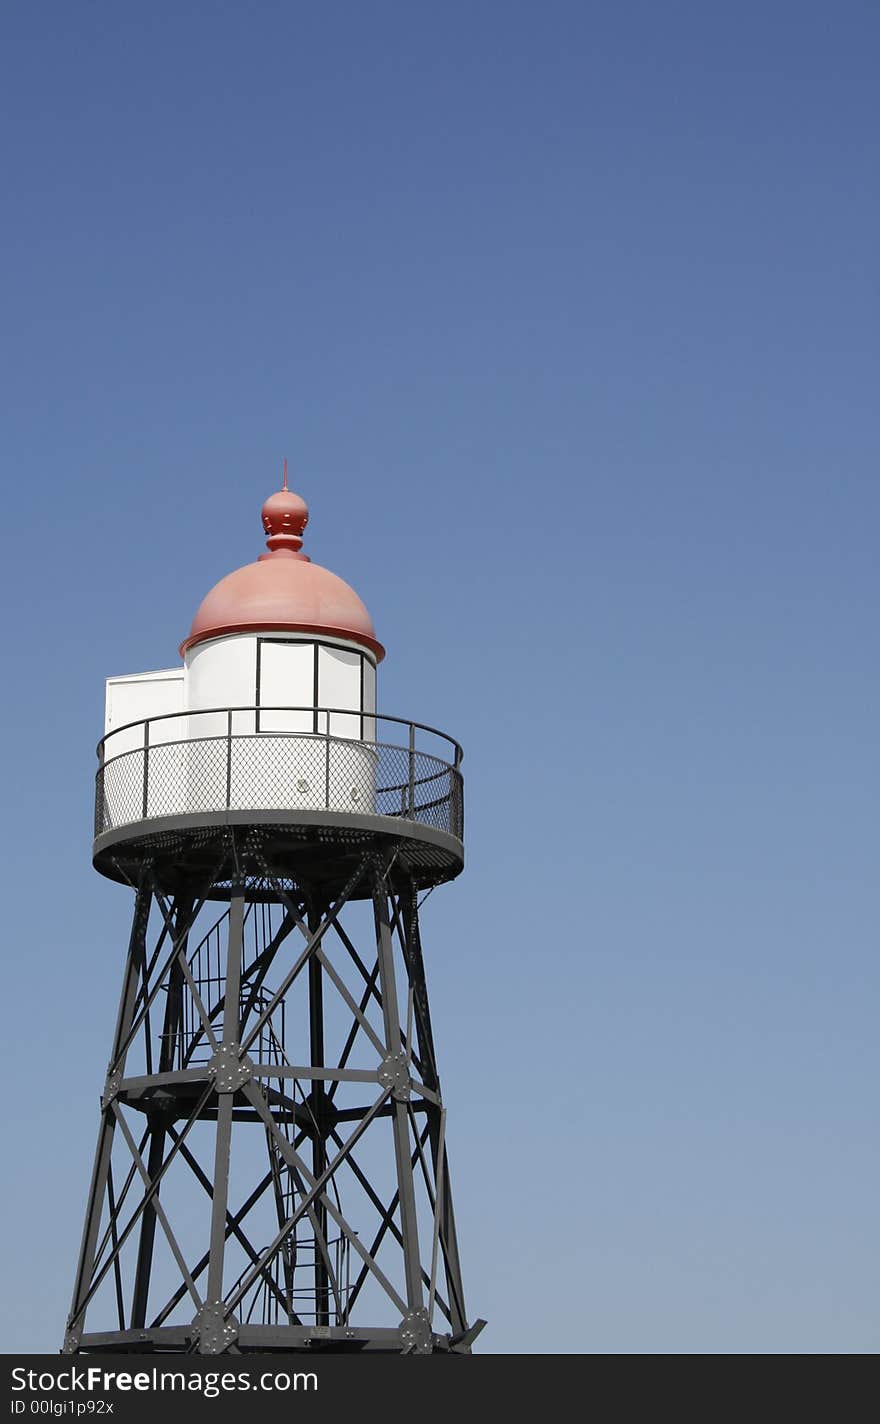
<box><xmin>1</xmin><ymin>1</ymin><xmax>878</xmax><ymax>1354</ymax></box>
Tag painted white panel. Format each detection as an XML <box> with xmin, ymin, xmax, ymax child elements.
<box><xmin>318</xmin><ymin>644</ymin><xmax>361</xmax><ymax>740</ymax></box>
<box><xmin>105</xmin><ymin>669</ymin><xmax>185</xmax><ymax>746</ymax></box>
<box><xmin>362</xmin><ymin>659</ymin><xmax>377</xmax><ymax>743</ymax></box>
<box><xmin>259</xmin><ymin>641</ymin><xmax>314</xmax><ymax>733</ymax></box>
<box><xmin>102</xmin><ymin>669</ymin><xmax>186</xmax><ymax>827</ymax></box>
<box><xmin>185</xmin><ymin>636</ymin><xmax>258</xmax><ymax>813</ymax></box>
<box><xmin>186</xmin><ymin>635</ymin><xmax>258</xmax><ymax>735</ymax></box>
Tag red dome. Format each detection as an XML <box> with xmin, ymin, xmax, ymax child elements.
<box><xmin>180</xmin><ymin>472</ymin><xmax>384</xmax><ymax>661</ymax></box>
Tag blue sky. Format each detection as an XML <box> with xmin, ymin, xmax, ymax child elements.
<box><xmin>1</xmin><ymin>1</ymin><xmax>878</xmax><ymax>1352</ymax></box>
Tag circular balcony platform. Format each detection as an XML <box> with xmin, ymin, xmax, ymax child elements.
<box><xmin>93</xmin><ymin>707</ymin><xmax>464</xmax><ymax>897</ymax></box>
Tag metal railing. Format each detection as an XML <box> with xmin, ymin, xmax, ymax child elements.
<box><xmin>95</xmin><ymin>706</ymin><xmax>464</xmax><ymax>843</ymax></box>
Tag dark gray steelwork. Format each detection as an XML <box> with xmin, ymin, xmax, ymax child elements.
<box><xmin>64</xmin><ymin>710</ymin><xmax>484</xmax><ymax>1355</ymax></box>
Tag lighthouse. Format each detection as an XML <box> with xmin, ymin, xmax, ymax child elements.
<box><xmin>65</xmin><ymin>467</ymin><xmax>482</xmax><ymax>1356</ymax></box>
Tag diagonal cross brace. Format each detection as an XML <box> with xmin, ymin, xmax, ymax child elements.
<box><xmin>235</xmin><ymin>1080</ymin><xmax>407</xmax><ymax>1318</ymax></box>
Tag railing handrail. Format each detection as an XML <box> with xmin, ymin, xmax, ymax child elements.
<box><xmin>97</xmin><ymin>705</ymin><xmax>463</xmax><ymax>767</ymax></box>
<box><xmin>95</xmin><ymin>709</ymin><xmax>464</xmax><ymax>846</ymax></box>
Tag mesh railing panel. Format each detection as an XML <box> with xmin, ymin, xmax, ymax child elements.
<box><xmin>96</xmin><ymin>732</ymin><xmax>463</xmax><ymax>842</ymax></box>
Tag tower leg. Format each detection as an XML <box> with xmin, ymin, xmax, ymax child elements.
<box><xmin>374</xmin><ymin>872</ymin><xmax>425</xmax><ymax>1320</ymax></box>
<box><xmin>399</xmin><ymin>880</ymin><xmax>469</xmax><ymax>1337</ymax></box>
<box><xmin>129</xmin><ymin>894</ymin><xmax>192</xmax><ymax>1330</ymax></box>
<box><xmin>65</xmin><ymin>876</ymin><xmax>153</xmax><ymax>1353</ymax></box>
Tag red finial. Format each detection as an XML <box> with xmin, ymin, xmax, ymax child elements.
<box><xmin>260</xmin><ymin>466</ymin><xmax>310</xmax><ymax>561</ymax></box>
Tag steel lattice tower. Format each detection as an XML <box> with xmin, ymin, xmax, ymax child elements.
<box><xmin>64</xmin><ymin>469</ymin><xmax>483</xmax><ymax>1356</ymax></box>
